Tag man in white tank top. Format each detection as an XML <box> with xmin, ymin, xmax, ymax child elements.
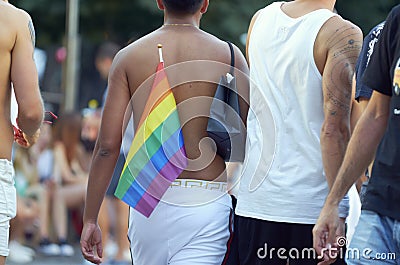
<box><xmin>228</xmin><ymin>1</ymin><xmax>362</xmax><ymax>264</ymax></box>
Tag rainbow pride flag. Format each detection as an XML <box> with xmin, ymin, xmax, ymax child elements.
<box><xmin>115</xmin><ymin>45</ymin><xmax>187</xmax><ymax>217</ymax></box>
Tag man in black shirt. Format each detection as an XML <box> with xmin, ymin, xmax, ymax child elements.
<box><xmin>313</xmin><ymin>4</ymin><xmax>400</xmax><ymax>264</ymax></box>
<box><xmin>351</xmin><ymin>22</ymin><xmax>385</xmax><ymax>197</ymax></box>
<box><xmin>355</xmin><ymin>22</ymin><xmax>385</xmax><ymax>102</ymax></box>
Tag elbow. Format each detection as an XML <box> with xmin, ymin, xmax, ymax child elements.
<box><xmin>18</xmin><ymin>99</ymin><xmax>44</xmax><ymax>121</ymax></box>
<box><xmin>96</xmin><ymin>140</ymin><xmax>120</xmax><ymax>158</ymax></box>
<box><xmin>18</xmin><ymin>106</ymin><xmax>44</xmax><ymax>134</ymax></box>
<box><xmin>26</xmin><ymin>108</ymin><xmax>44</xmax><ymax>125</ymax></box>
<box><xmin>321</xmin><ymin>121</ymin><xmax>351</xmax><ymax>143</ymax></box>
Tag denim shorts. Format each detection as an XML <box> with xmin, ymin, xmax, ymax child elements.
<box><xmin>0</xmin><ymin>159</ymin><xmax>16</xmax><ymax>257</ymax></box>
<box><xmin>347</xmin><ymin>210</ymin><xmax>400</xmax><ymax>264</ymax></box>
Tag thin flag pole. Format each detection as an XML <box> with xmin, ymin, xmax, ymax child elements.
<box><xmin>158</xmin><ymin>44</ymin><xmax>164</xmax><ymax>63</ymax></box>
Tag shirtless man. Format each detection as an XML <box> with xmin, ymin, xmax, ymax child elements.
<box><xmin>0</xmin><ymin>1</ymin><xmax>44</xmax><ymax>264</ymax></box>
<box><xmin>80</xmin><ymin>0</ymin><xmax>249</xmax><ymax>264</ymax></box>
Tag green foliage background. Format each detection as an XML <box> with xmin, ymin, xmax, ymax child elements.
<box><xmin>13</xmin><ymin>0</ymin><xmax>399</xmax><ymax>49</ymax></box>
<box><xmin>11</xmin><ymin>0</ymin><xmax>399</xmax><ymax>109</ymax></box>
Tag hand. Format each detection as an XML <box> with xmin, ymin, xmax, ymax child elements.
<box><xmin>13</xmin><ymin>126</ymin><xmax>27</xmax><ymax>147</ymax></box>
<box><xmin>317</xmin><ymin>217</ymin><xmax>346</xmax><ymax>265</ymax></box>
<box><xmin>23</xmin><ymin>129</ymin><xmax>40</xmax><ymax>146</ymax></box>
<box><xmin>80</xmin><ymin>221</ymin><xmax>103</xmax><ymax>264</ymax></box>
<box><xmin>13</xmin><ymin>126</ymin><xmax>40</xmax><ymax>148</ymax></box>
<box><xmin>313</xmin><ymin>203</ymin><xmax>341</xmax><ymax>264</ymax></box>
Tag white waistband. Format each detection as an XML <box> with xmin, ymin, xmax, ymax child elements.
<box><xmin>0</xmin><ymin>159</ymin><xmax>13</xmax><ymax>172</ymax></box>
<box><xmin>0</xmin><ymin>159</ymin><xmax>12</xmax><ymax>167</ymax></box>
<box><xmin>170</xmin><ymin>179</ymin><xmax>227</xmax><ymax>193</ymax></box>
<box><xmin>0</xmin><ymin>159</ymin><xmax>14</xmax><ymax>184</ymax></box>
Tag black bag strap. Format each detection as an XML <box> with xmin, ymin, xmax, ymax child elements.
<box><xmin>227</xmin><ymin>41</ymin><xmax>235</xmax><ymax>75</ymax></box>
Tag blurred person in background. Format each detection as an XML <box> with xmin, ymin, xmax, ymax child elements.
<box><xmin>81</xmin><ymin>108</ymin><xmax>102</xmax><ymax>157</ymax></box>
<box><xmin>9</xmin><ymin>146</ymin><xmax>40</xmax><ymax>264</ymax></box>
<box><xmin>32</xmin><ymin>123</ymin><xmax>62</xmax><ymax>257</ymax></box>
<box><xmin>94</xmin><ymin>42</ymin><xmax>132</xmax><ymax>265</ymax></box>
<box><xmin>94</xmin><ymin>42</ymin><xmax>121</xmax><ymax>108</ymax></box>
<box><xmin>38</xmin><ymin>112</ymin><xmax>88</xmax><ymax>257</ymax></box>
<box><xmin>0</xmin><ymin>0</ymin><xmax>44</xmax><ymax>264</ymax></box>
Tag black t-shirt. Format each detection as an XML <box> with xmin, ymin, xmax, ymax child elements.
<box><xmin>362</xmin><ymin>4</ymin><xmax>400</xmax><ymax>221</ymax></box>
<box><xmin>355</xmin><ymin>22</ymin><xmax>385</xmax><ymax>101</ymax></box>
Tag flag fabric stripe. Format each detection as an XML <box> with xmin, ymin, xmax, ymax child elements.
<box><xmin>115</xmin><ymin>56</ymin><xmax>188</xmax><ymax>217</ymax></box>
<box><xmin>121</xmin><ymin>145</ymin><xmax>186</xmax><ymax>209</ymax></box>
<box><xmin>122</xmin><ymin>146</ymin><xmax>187</xmax><ymax>217</ymax></box>
<box><xmin>121</xmin><ymin>108</ymin><xmax>180</xmax><ymax>179</ymax></box>
<box><xmin>137</xmin><ymin>64</ymin><xmax>170</xmax><ymax>128</ymax></box>
<box><xmin>123</xmin><ymin>91</ymin><xmax>176</xmax><ymax>170</ymax></box>
<box><xmin>118</xmin><ymin>144</ymin><xmax>185</xmax><ymax>212</ymax></box>
<box><xmin>115</xmin><ymin>126</ymin><xmax>184</xmax><ymax>199</ymax></box>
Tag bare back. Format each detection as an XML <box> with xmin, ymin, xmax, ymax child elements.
<box><xmin>104</xmin><ymin>27</ymin><xmax>249</xmax><ymax>182</ymax></box>
<box><xmin>0</xmin><ymin>2</ymin><xmax>42</xmax><ymax>160</ymax></box>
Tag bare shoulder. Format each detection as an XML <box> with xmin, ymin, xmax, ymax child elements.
<box><xmin>0</xmin><ymin>2</ymin><xmax>33</xmax><ymax>41</ymax></box>
<box><xmin>0</xmin><ymin>3</ymin><xmax>33</xmax><ymax>49</ymax></box>
<box><xmin>112</xmin><ymin>44</ymin><xmax>129</xmax><ymax>65</ymax></box>
<box><xmin>320</xmin><ymin>16</ymin><xmax>363</xmax><ymax>51</ymax></box>
<box><xmin>0</xmin><ymin>2</ymin><xmax>32</xmax><ymax>23</ymax></box>
<box><xmin>314</xmin><ymin>16</ymin><xmax>362</xmax><ymax>74</ymax></box>
<box><xmin>319</xmin><ymin>17</ymin><xmax>363</xmax><ymax>117</ymax></box>
<box><xmin>201</xmin><ymin>31</ymin><xmax>247</xmax><ymax>65</ymax></box>
<box><xmin>113</xmin><ymin>33</ymin><xmax>155</xmax><ymax>64</ymax></box>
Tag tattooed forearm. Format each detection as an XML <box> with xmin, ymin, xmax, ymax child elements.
<box><xmin>28</xmin><ymin>20</ymin><xmax>36</xmax><ymax>47</ymax></box>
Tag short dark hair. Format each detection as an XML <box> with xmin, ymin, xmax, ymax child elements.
<box><xmin>96</xmin><ymin>42</ymin><xmax>120</xmax><ymax>60</ymax></box>
<box><xmin>162</xmin><ymin>0</ymin><xmax>204</xmax><ymax>15</ymax></box>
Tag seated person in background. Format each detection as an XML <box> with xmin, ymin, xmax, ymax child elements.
<box><xmin>32</xmin><ymin>123</ymin><xmax>62</xmax><ymax>256</ymax></box>
<box><xmin>10</xmin><ymin>125</ymin><xmax>58</xmax><ymax>261</ymax></box>
<box><xmin>9</xmin><ymin>146</ymin><xmax>40</xmax><ymax>263</ymax></box>
<box><xmin>39</xmin><ymin>112</ymin><xmax>88</xmax><ymax>257</ymax></box>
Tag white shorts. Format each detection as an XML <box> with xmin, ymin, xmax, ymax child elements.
<box><xmin>0</xmin><ymin>159</ymin><xmax>16</xmax><ymax>257</ymax></box>
<box><xmin>128</xmin><ymin>179</ymin><xmax>232</xmax><ymax>265</ymax></box>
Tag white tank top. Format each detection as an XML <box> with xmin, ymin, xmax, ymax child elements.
<box><xmin>236</xmin><ymin>2</ymin><xmax>337</xmax><ymax>224</ymax></box>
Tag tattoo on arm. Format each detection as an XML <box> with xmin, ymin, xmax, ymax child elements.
<box><xmin>28</xmin><ymin>20</ymin><xmax>36</xmax><ymax>47</ymax></box>
<box><xmin>324</xmin><ymin>26</ymin><xmax>362</xmax><ymax>117</ymax></box>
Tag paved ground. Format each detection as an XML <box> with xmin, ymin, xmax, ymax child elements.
<box><xmin>7</xmin><ymin>255</ymin><xmax>87</xmax><ymax>265</ymax></box>
<box><xmin>6</xmin><ymin>244</ymin><xmax>92</xmax><ymax>265</ymax></box>
<box><xmin>6</xmin><ymin>244</ymin><xmax>133</xmax><ymax>265</ymax></box>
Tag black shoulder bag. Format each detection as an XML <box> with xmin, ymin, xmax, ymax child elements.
<box><xmin>206</xmin><ymin>41</ymin><xmax>246</xmax><ymax>162</ymax></box>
